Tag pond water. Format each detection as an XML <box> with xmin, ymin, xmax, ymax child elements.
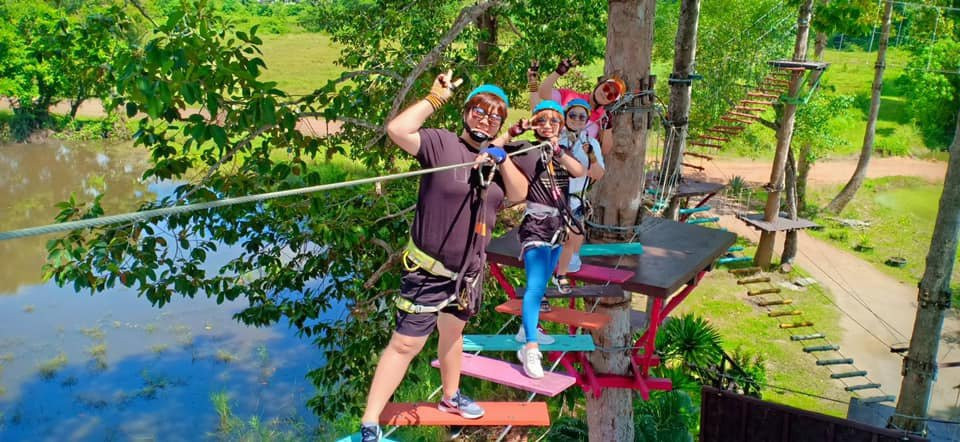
<box><xmin>0</xmin><ymin>141</ymin><xmax>324</xmax><ymax>440</ymax></box>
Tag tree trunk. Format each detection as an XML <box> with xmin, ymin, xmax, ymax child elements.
<box><xmin>825</xmin><ymin>0</ymin><xmax>893</xmax><ymax>214</ymax></box>
<box><xmin>586</xmin><ymin>295</ymin><xmax>634</xmax><ymax>442</ymax></box>
<box><xmin>591</xmin><ymin>0</ymin><xmax>656</xmax><ymax>236</ymax></box>
<box><xmin>782</xmin><ymin>147</ymin><xmax>799</xmax><ymax>264</ymax></box>
<box><xmin>754</xmin><ymin>0</ymin><xmax>814</xmax><ymax>269</ymax></box>
<box><xmin>661</xmin><ymin>0</ymin><xmax>701</xmax><ymax>208</ymax></box>
<box><xmin>797</xmin><ymin>142</ymin><xmax>812</xmax><ymax>213</ymax></box>
<box><xmin>476</xmin><ymin>10</ymin><xmax>497</xmax><ymax>67</ymax></box>
<box><xmin>888</xmin><ymin>110</ymin><xmax>960</xmax><ymax>434</ymax></box>
<box><xmin>69</xmin><ymin>97</ymin><xmax>85</xmax><ymax>119</ymax></box>
<box><xmin>815</xmin><ymin>31</ymin><xmax>827</xmax><ymax>61</ymax></box>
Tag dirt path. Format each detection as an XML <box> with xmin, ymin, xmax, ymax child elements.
<box><xmin>717</xmin><ymin>216</ymin><xmax>960</xmax><ymax>418</ymax></box>
<box><xmin>701</xmin><ymin>157</ymin><xmax>947</xmax><ymax>185</ymax></box>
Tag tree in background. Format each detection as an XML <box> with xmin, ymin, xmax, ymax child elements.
<box><xmin>900</xmin><ymin>38</ymin><xmax>960</xmax><ymax>148</ymax></box>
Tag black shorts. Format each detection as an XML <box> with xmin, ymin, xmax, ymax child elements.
<box><xmin>395</xmin><ymin>269</ymin><xmax>480</xmax><ymax>337</ymax></box>
<box><xmin>518</xmin><ymin>213</ymin><xmax>564</xmax><ymax>252</ymax></box>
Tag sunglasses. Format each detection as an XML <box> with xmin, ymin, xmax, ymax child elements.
<box><xmin>599</xmin><ymin>82</ymin><xmax>622</xmax><ymax>102</ymax></box>
<box><xmin>469</xmin><ymin>106</ymin><xmax>503</xmax><ymax>124</ymax></box>
<box><xmin>533</xmin><ymin>116</ymin><xmax>562</xmax><ymax>126</ymax></box>
<box><xmin>566</xmin><ymin>111</ymin><xmax>588</xmax><ymax>121</ymax></box>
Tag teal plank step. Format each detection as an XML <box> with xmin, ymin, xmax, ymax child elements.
<box><xmin>790</xmin><ymin>333</ymin><xmax>826</xmax><ymax>341</ymax></box>
<box><xmin>816</xmin><ymin>358</ymin><xmax>854</xmax><ymax>366</ymax></box>
<box><xmin>580</xmin><ymin>242</ymin><xmax>644</xmax><ymax>257</ymax></box>
<box><xmin>718</xmin><ymin>256</ymin><xmax>753</xmax><ymax>264</ymax></box>
<box><xmin>463</xmin><ymin>334</ymin><xmax>595</xmax><ymax>352</ymax></box>
<box><xmin>803</xmin><ymin>345</ymin><xmax>840</xmax><ymax>353</ymax></box>
<box><xmin>831</xmin><ymin>370</ymin><xmax>868</xmax><ymax>379</ymax></box>
<box><xmin>727</xmin><ymin>246</ymin><xmax>745</xmax><ymax>252</ymax></box>
<box><xmin>845</xmin><ymin>383</ymin><xmax>882</xmax><ymax>392</ymax></box>
<box><xmin>679</xmin><ymin>205</ymin><xmax>712</xmax><ymax>215</ymax></box>
<box><xmin>687</xmin><ymin>217</ymin><xmax>720</xmax><ymax>225</ymax></box>
<box><xmin>862</xmin><ymin>395</ymin><xmax>896</xmax><ymax>404</ymax></box>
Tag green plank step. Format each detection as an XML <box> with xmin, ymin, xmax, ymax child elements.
<box><xmin>687</xmin><ymin>217</ymin><xmax>720</xmax><ymax>225</ymax></box>
<box><xmin>845</xmin><ymin>383</ymin><xmax>882</xmax><ymax>392</ymax></box>
<box><xmin>803</xmin><ymin>345</ymin><xmax>839</xmax><ymax>353</ymax></box>
<box><xmin>727</xmin><ymin>245</ymin><xmax>744</xmax><ymax>252</ymax></box>
<box><xmin>831</xmin><ymin>370</ymin><xmax>868</xmax><ymax>379</ymax></box>
<box><xmin>730</xmin><ymin>267</ymin><xmax>762</xmax><ymax>276</ymax></box>
<box><xmin>718</xmin><ymin>256</ymin><xmax>753</xmax><ymax>264</ymax></box>
<box><xmin>679</xmin><ymin>206</ymin><xmax>712</xmax><ymax>215</ymax></box>
<box><xmin>768</xmin><ymin>310</ymin><xmax>802</xmax><ymax>318</ymax></box>
<box><xmin>737</xmin><ymin>276</ymin><xmax>770</xmax><ymax>285</ymax></box>
<box><xmin>791</xmin><ymin>333</ymin><xmax>826</xmax><ymax>341</ymax></box>
<box><xmin>758</xmin><ymin>299</ymin><xmax>793</xmax><ymax>307</ymax></box>
<box><xmin>816</xmin><ymin>358</ymin><xmax>854</xmax><ymax>366</ymax></box>
<box><xmin>779</xmin><ymin>320</ymin><xmax>813</xmax><ymax>328</ymax></box>
<box><xmin>861</xmin><ymin>395</ymin><xmax>896</xmax><ymax>404</ymax></box>
<box><xmin>462</xmin><ymin>334</ymin><xmax>595</xmax><ymax>352</ymax></box>
<box><xmin>337</xmin><ymin>435</ymin><xmax>399</xmax><ymax>442</ymax></box>
<box><xmin>748</xmin><ymin>288</ymin><xmax>781</xmax><ymax>296</ymax></box>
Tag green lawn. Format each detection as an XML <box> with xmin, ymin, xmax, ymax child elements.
<box><xmin>259</xmin><ymin>33</ymin><xmax>345</xmax><ymax>96</ymax></box>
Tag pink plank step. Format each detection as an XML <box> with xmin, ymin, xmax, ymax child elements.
<box><xmin>380</xmin><ymin>401</ymin><xmax>549</xmax><ymax>426</ymax></box>
<box><xmin>431</xmin><ymin>353</ymin><xmax>576</xmax><ymax>397</ymax></box>
<box><xmin>569</xmin><ymin>263</ymin><xmax>635</xmax><ymax>284</ymax></box>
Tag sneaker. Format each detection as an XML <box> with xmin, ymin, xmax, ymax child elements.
<box><xmin>515</xmin><ymin>327</ymin><xmax>556</xmax><ymax>345</ymax></box>
<box><xmin>553</xmin><ymin>275</ymin><xmax>573</xmax><ymax>295</ymax></box>
<box><xmin>568</xmin><ymin>254</ymin><xmax>582</xmax><ymax>273</ymax></box>
<box><xmin>360</xmin><ymin>424</ymin><xmax>381</xmax><ymax>442</ymax></box>
<box><xmin>438</xmin><ymin>390</ymin><xmax>485</xmax><ymax>419</ymax></box>
<box><xmin>517</xmin><ymin>346</ymin><xmax>545</xmax><ymax>379</ymax></box>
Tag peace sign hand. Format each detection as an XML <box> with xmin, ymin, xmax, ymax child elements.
<box><xmin>431</xmin><ymin>70</ymin><xmax>464</xmax><ymax>102</ymax></box>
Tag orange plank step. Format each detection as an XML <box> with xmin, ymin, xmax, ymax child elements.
<box><xmin>740</xmin><ymin>100</ymin><xmax>775</xmax><ymax>106</ymax></box>
<box><xmin>728</xmin><ymin>111</ymin><xmax>760</xmax><ymax>120</ymax></box>
<box><xmin>747</xmin><ymin>92</ymin><xmax>778</xmax><ymax>99</ymax></box>
<box><xmin>381</xmin><ymin>402</ymin><xmax>550</xmax><ymax>426</ymax></box>
<box><xmin>720</xmin><ymin>116</ymin><xmax>753</xmax><ymax>124</ymax></box>
<box><xmin>495</xmin><ymin>299</ymin><xmax>610</xmax><ymax>330</ymax></box>
<box><xmin>683</xmin><ymin>151</ymin><xmax>713</xmax><ymax>161</ymax></box>
<box><xmin>689</xmin><ymin>141</ymin><xmax>723</xmax><ymax>149</ymax></box>
<box><xmin>683</xmin><ymin>162</ymin><xmax>705</xmax><ymax>172</ymax></box>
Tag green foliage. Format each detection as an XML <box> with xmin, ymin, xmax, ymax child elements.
<box><xmin>793</xmin><ymin>90</ymin><xmax>854</xmax><ymax>161</ymax></box>
<box><xmin>656</xmin><ymin>313</ymin><xmax>723</xmax><ymax>369</ymax></box>
<box><xmin>899</xmin><ymin>38</ymin><xmax>960</xmax><ymax>148</ymax></box>
<box><xmin>634</xmin><ymin>390</ymin><xmax>698</xmax><ymax>442</ymax></box>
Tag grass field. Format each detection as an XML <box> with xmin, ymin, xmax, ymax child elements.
<box><xmin>259</xmin><ymin>33</ymin><xmax>344</xmax><ymax>95</ymax></box>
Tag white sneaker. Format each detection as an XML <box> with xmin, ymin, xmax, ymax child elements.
<box><xmin>517</xmin><ymin>346</ymin><xmax>544</xmax><ymax>379</ymax></box>
<box><xmin>568</xmin><ymin>254</ymin><xmax>582</xmax><ymax>273</ymax></box>
<box><xmin>515</xmin><ymin>327</ymin><xmax>556</xmax><ymax>345</ymax></box>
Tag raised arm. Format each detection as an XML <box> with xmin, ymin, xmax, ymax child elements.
<box><xmin>385</xmin><ymin>71</ymin><xmax>462</xmax><ymax>156</ymax></box>
<box><xmin>537</xmin><ymin>58</ymin><xmax>574</xmax><ymax>102</ymax></box>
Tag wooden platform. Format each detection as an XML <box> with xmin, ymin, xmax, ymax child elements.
<box><xmin>737</xmin><ymin>213</ymin><xmax>819</xmax><ymax>232</ymax></box>
<box><xmin>432</xmin><ymin>354</ymin><xmax>577</xmax><ymax>397</ymax></box>
<box><xmin>380</xmin><ymin>401</ymin><xmax>550</xmax><ymax>426</ymax></box>
<box><xmin>495</xmin><ymin>299</ymin><xmax>611</xmax><ymax>330</ymax></box>
<box><xmin>462</xmin><ymin>334</ymin><xmax>595</xmax><ymax>352</ymax></box>
<box><xmin>674</xmin><ymin>178</ymin><xmax>726</xmax><ymax>197</ymax></box>
<box><xmin>768</xmin><ymin>59</ymin><xmax>830</xmax><ymax>71</ymax></box>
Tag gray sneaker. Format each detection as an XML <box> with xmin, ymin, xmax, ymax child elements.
<box><xmin>438</xmin><ymin>390</ymin><xmax>485</xmax><ymax>419</ymax></box>
<box><xmin>359</xmin><ymin>424</ymin><xmax>381</xmax><ymax>442</ymax></box>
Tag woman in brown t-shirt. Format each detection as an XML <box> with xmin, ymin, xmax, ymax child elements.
<box><xmin>357</xmin><ymin>72</ymin><xmax>529</xmax><ymax>441</ymax></box>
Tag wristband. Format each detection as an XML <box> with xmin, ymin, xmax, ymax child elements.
<box><xmin>527</xmin><ymin>79</ymin><xmax>540</xmax><ymax>93</ymax></box>
<box><xmin>424</xmin><ymin>92</ymin><xmax>446</xmax><ymax>111</ymax></box>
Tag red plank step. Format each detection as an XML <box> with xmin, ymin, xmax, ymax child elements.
<box><xmin>431</xmin><ymin>353</ymin><xmax>576</xmax><ymax>397</ymax></box>
<box><xmin>495</xmin><ymin>299</ymin><xmax>611</xmax><ymax>330</ymax></box>
<box><xmin>380</xmin><ymin>401</ymin><xmax>550</xmax><ymax>426</ymax></box>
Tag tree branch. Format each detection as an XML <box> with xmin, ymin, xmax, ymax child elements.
<box><xmin>374</xmin><ymin>204</ymin><xmax>416</xmax><ymax>224</ymax></box>
<box><xmin>758</xmin><ymin>118</ymin><xmax>779</xmax><ymax>131</ymax></box>
<box><xmin>363</xmin><ymin>251</ymin><xmax>401</xmax><ymax>290</ymax></box>
<box><xmin>127</xmin><ymin>0</ymin><xmax>159</xmax><ymax>28</ymax></box>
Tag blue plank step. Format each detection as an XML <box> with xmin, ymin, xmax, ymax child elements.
<box><xmin>463</xmin><ymin>334</ymin><xmax>595</xmax><ymax>352</ymax></box>
<box><xmin>679</xmin><ymin>206</ymin><xmax>712</xmax><ymax>215</ymax></box>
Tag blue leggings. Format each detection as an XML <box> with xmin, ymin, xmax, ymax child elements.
<box><xmin>522</xmin><ymin>245</ymin><xmax>563</xmax><ymax>344</ymax></box>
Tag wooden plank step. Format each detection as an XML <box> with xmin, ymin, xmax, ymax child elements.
<box><xmin>861</xmin><ymin>396</ymin><xmax>896</xmax><ymax>404</ymax></box>
<box><xmin>380</xmin><ymin>401</ymin><xmax>550</xmax><ymax>426</ymax></box>
<box><xmin>791</xmin><ymin>333</ymin><xmax>826</xmax><ymax>341</ymax></box>
<box><xmin>747</xmin><ymin>92</ymin><xmax>778</xmax><ymax>99</ymax></box>
<box><xmin>758</xmin><ymin>299</ymin><xmax>792</xmax><ymax>307</ymax></box>
<box><xmin>462</xmin><ymin>334</ymin><xmax>595</xmax><ymax>352</ymax></box>
<box><xmin>580</xmin><ymin>242</ymin><xmax>644</xmax><ymax>257</ymax></box>
<box><xmin>707</xmin><ymin>127</ymin><xmax>742</xmax><ymax>134</ymax></box>
<box><xmin>679</xmin><ymin>205</ymin><xmax>712</xmax><ymax>215</ymax></box>
<box><xmin>542</xmin><ymin>284</ymin><xmax>625</xmax><ymax>299</ymax></box>
<box><xmin>695</xmin><ymin>135</ymin><xmax>730</xmax><ymax>142</ymax></box>
<box><xmin>728</xmin><ymin>111</ymin><xmax>761</xmax><ymax>120</ymax></box>
<box><xmin>687</xmin><ymin>217</ymin><xmax>719</xmax><ymax>225</ymax></box>
<box><xmin>831</xmin><ymin>370</ymin><xmax>868</xmax><ymax>379</ymax></box>
<box><xmin>720</xmin><ymin>116</ymin><xmax>754</xmax><ymax>125</ymax></box>
<box><xmin>734</xmin><ymin>106</ymin><xmax>766</xmax><ymax>113</ymax></box>
<box><xmin>713</xmin><ymin>125</ymin><xmax>746</xmax><ymax>131</ymax></box>
<box><xmin>740</xmin><ymin>100</ymin><xmax>775</xmax><ymax>106</ymax></box>
<box><xmin>683</xmin><ymin>151</ymin><xmax>714</xmax><ymax>161</ymax></box>
<box><xmin>683</xmin><ymin>162</ymin><xmax>705</xmax><ymax>172</ymax></box>
<box><xmin>737</xmin><ymin>276</ymin><xmax>771</xmax><ymax>285</ymax></box>
<box><xmin>568</xmin><ymin>263</ymin><xmax>635</xmax><ymax>284</ymax></box>
<box><xmin>747</xmin><ymin>288</ymin><xmax>781</xmax><ymax>296</ymax></box>
<box><xmin>728</xmin><ymin>246</ymin><xmax>745</xmax><ymax>252</ymax></box>
<box><xmin>768</xmin><ymin>310</ymin><xmax>802</xmax><ymax>317</ymax></box>
<box><xmin>717</xmin><ymin>256</ymin><xmax>753</xmax><ymax>264</ymax></box>
<box><xmin>754</xmin><ymin>87</ymin><xmax>785</xmax><ymax>94</ymax></box>
<box><xmin>689</xmin><ymin>142</ymin><xmax>723</xmax><ymax>149</ymax></box>
<box><xmin>845</xmin><ymin>383</ymin><xmax>882</xmax><ymax>392</ymax></box>
<box><xmin>763</xmin><ymin>78</ymin><xmax>790</xmax><ymax>86</ymax></box>
<box><xmin>803</xmin><ymin>344</ymin><xmax>840</xmax><ymax>353</ymax></box>
<box><xmin>432</xmin><ymin>354</ymin><xmax>576</xmax><ymax>397</ymax></box>
<box><xmin>730</xmin><ymin>267</ymin><xmax>761</xmax><ymax>275</ymax></box>
<box><xmin>496</xmin><ymin>299</ymin><xmax>611</xmax><ymax>330</ymax></box>
<box><xmin>816</xmin><ymin>358</ymin><xmax>854</xmax><ymax>366</ymax></box>
<box><xmin>779</xmin><ymin>321</ymin><xmax>813</xmax><ymax>328</ymax></box>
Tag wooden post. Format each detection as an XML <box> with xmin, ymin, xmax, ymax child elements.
<box><xmin>586</xmin><ymin>293</ymin><xmax>634</xmax><ymax>441</ymax></box>
<box><xmin>663</xmin><ymin>0</ymin><xmax>701</xmax><ymax>220</ymax></box>
<box><xmin>889</xmin><ymin>110</ymin><xmax>960</xmax><ymax>434</ymax></box>
<box><xmin>754</xmin><ymin>0</ymin><xmax>814</xmax><ymax>269</ymax></box>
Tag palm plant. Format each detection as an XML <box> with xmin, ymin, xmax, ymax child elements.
<box><xmin>655</xmin><ymin>314</ymin><xmax>723</xmax><ymax>369</ymax></box>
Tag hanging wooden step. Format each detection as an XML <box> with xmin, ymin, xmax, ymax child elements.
<box><xmin>763</xmin><ymin>78</ymin><xmax>790</xmax><ymax>85</ymax></box>
<box><xmin>379</xmin><ymin>401</ymin><xmax>550</xmax><ymax>426</ymax></box>
<box><xmin>542</xmin><ymin>284</ymin><xmax>626</xmax><ymax>299</ymax></box>
<box><xmin>778</xmin><ymin>320</ymin><xmax>813</xmax><ymax>328</ymax></box>
<box><xmin>758</xmin><ymin>299</ymin><xmax>793</xmax><ymax>307</ymax></box>
<box><xmin>689</xmin><ymin>142</ymin><xmax>723</xmax><ymax>149</ymax></box>
<box><xmin>816</xmin><ymin>358</ymin><xmax>854</xmax><ymax>366</ymax></box>
<box><xmin>694</xmin><ymin>135</ymin><xmax>729</xmax><ymax>142</ymax></box>
<box><xmin>845</xmin><ymin>383</ymin><xmax>882</xmax><ymax>392</ymax></box>
<box><xmin>687</xmin><ymin>217</ymin><xmax>719</xmax><ymax>225</ymax></box>
<box><xmin>831</xmin><ymin>370</ymin><xmax>868</xmax><ymax>379</ymax></box>
<box><xmin>495</xmin><ymin>299</ymin><xmax>611</xmax><ymax>331</ymax></box>
<box><xmin>803</xmin><ymin>344</ymin><xmax>840</xmax><ymax>353</ymax></box>
<box><xmin>861</xmin><ymin>396</ymin><xmax>896</xmax><ymax>404</ymax></box>
<box><xmin>768</xmin><ymin>310</ymin><xmax>802</xmax><ymax>318</ymax></box>
<box><xmin>709</xmin><ymin>125</ymin><xmax>744</xmax><ymax>132</ymax></box>
<box><xmin>683</xmin><ymin>162</ymin><xmax>705</xmax><ymax>172</ymax></box>
<box><xmin>747</xmin><ymin>288</ymin><xmax>781</xmax><ymax>296</ymax></box>
<box><xmin>728</xmin><ymin>111</ymin><xmax>761</xmax><ymax>120</ymax></box>
<box><xmin>737</xmin><ymin>276</ymin><xmax>771</xmax><ymax>285</ymax></box>
<box><xmin>431</xmin><ymin>354</ymin><xmax>576</xmax><ymax>397</ymax></box>
<box><xmin>462</xmin><ymin>334</ymin><xmax>595</xmax><ymax>352</ymax></box>
<box><xmin>720</xmin><ymin>116</ymin><xmax>753</xmax><ymax>125</ymax></box>
<box><xmin>740</xmin><ymin>100</ymin><xmax>775</xmax><ymax>106</ymax></box>
<box><xmin>679</xmin><ymin>205</ymin><xmax>712</xmax><ymax>215</ymax></box>
<box><xmin>734</xmin><ymin>106</ymin><xmax>766</xmax><ymax>113</ymax></box>
<box><xmin>747</xmin><ymin>92</ymin><xmax>778</xmax><ymax>99</ymax></box>
<box><xmin>791</xmin><ymin>333</ymin><xmax>826</xmax><ymax>341</ymax></box>
<box><xmin>683</xmin><ymin>152</ymin><xmax>714</xmax><ymax>161</ymax></box>
<box><xmin>755</xmin><ymin>87</ymin><xmax>785</xmax><ymax>94</ymax></box>
<box><xmin>714</xmin><ymin>125</ymin><xmax>746</xmax><ymax>131</ymax></box>
<box><xmin>730</xmin><ymin>267</ymin><xmax>761</xmax><ymax>276</ymax></box>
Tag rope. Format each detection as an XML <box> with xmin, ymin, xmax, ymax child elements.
<box><xmin>0</xmin><ymin>142</ymin><xmax>549</xmax><ymax>242</ymax></box>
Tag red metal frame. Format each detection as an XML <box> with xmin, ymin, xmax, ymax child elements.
<box><xmin>489</xmin><ymin>262</ymin><xmax>709</xmax><ymax>399</ymax></box>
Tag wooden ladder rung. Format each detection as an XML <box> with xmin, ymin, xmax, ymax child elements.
<box><xmin>683</xmin><ymin>152</ymin><xmax>714</xmax><ymax>161</ymax></box>
<box><xmin>747</xmin><ymin>92</ymin><xmax>779</xmax><ymax>99</ymax></box>
<box><xmin>763</xmin><ymin>78</ymin><xmax>790</xmax><ymax>85</ymax></box>
<box><xmin>737</xmin><ymin>277</ymin><xmax>771</xmax><ymax>285</ymax></box>
<box><xmin>768</xmin><ymin>310</ymin><xmax>802</xmax><ymax>318</ymax></box>
<box><xmin>696</xmin><ymin>135</ymin><xmax>730</xmax><ymax>142</ymax></box>
<box><xmin>682</xmin><ymin>162</ymin><xmax>705</xmax><ymax>172</ymax></box>
<box><xmin>758</xmin><ymin>299</ymin><xmax>793</xmax><ymax>307</ymax></box>
<box><xmin>689</xmin><ymin>142</ymin><xmax>723</xmax><ymax>149</ymax></box>
<box><xmin>861</xmin><ymin>395</ymin><xmax>896</xmax><ymax>404</ymax></box>
<box><xmin>803</xmin><ymin>344</ymin><xmax>840</xmax><ymax>353</ymax></box>
<box><xmin>747</xmin><ymin>288</ymin><xmax>781</xmax><ymax>296</ymax></box>
<box><xmin>778</xmin><ymin>320</ymin><xmax>812</xmax><ymax>328</ymax></box>
<box><xmin>720</xmin><ymin>116</ymin><xmax>753</xmax><ymax>125</ymax></box>
<box><xmin>730</xmin><ymin>267</ymin><xmax>762</xmax><ymax>276</ymax></box>
<box><xmin>734</xmin><ymin>106</ymin><xmax>766</xmax><ymax>113</ymax></box>
<box><xmin>815</xmin><ymin>358</ymin><xmax>854</xmax><ymax>366</ymax></box>
<box><xmin>845</xmin><ymin>383</ymin><xmax>882</xmax><ymax>392</ymax></box>
<box><xmin>831</xmin><ymin>370</ymin><xmax>868</xmax><ymax>379</ymax></box>
<box><xmin>727</xmin><ymin>111</ymin><xmax>761</xmax><ymax>120</ymax></box>
<box><xmin>790</xmin><ymin>333</ymin><xmax>826</xmax><ymax>341</ymax></box>
<box><xmin>740</xmin><ymin>100</ymin><xmax>775</xmax><ymax>106</ymax></box>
